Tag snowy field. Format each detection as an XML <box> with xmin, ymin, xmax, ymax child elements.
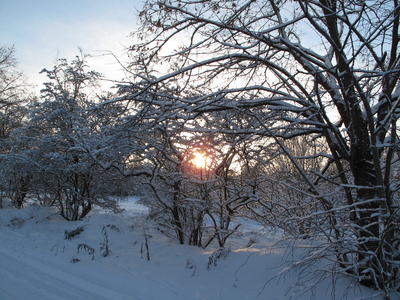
<box><xmin>0</xmin><ymin>197</ymin><xmax>384</xmax><ymax>300</ymax></box>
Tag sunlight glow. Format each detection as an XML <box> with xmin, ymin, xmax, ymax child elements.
<box><xmin>191</xmin><ymin>152</ymin><xmax>207</xmax><ymax>169</ymax></box>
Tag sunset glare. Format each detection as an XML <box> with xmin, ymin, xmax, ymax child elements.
<box><xmin>192</xmin><ymin>152</ymin><xmax>207</xmax><ymax>169</ymax></box>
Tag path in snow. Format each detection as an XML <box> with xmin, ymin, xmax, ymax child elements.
<box><xmin>0</xmin><ymin>198</ymin><xmax>188</xmax><ymax>300</ymax></box>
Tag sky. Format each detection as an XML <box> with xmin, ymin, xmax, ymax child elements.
<box><xmin>0</xmin><ymin>0</ymin><xmax>145</xmax><ymax>92</ymax></box>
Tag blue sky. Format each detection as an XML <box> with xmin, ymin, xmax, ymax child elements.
<box><xmin>0</xmin><ymin>0</ymin><xmax>144</xmax><ymax>91</ymax></box>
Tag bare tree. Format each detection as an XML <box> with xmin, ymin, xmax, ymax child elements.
<box><xmin>0</xmin><ymin>45</ymin><xmax>32</xmax><ymax>140</ymax></box>
<box><xmin>0</xmin><ymin>46</ymin><xmax>35</xmax><ymax>207</ymax></box>
<box><xmin>2</xmin><ymin>53</ymin><xmax>125</xmax><ymax>216</ymax></box>
<box><xmin>124</xmin><ymin>0</ymin><xmax>400</xmax><ymax>295</ymax></box>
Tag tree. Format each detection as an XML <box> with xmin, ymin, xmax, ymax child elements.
<box><xmin>3</xmin><ymin>53</ymin><xmax>125</xmax><ymax>217</ymax></box>
<box><xmin>0</xmin><ymin>45</ymin><xmax>32</xmax><ymax>141</ymax></box>
<box><xmin>128</xmin><ymin>115</ymin><xmax>214</xmax><ymax>246</ymax></box>
<box><xmin>126</xmin><ymin>0</ymin><xmax>400</xmax><ymax>295</ymax></box>
<box><xmin>0</xmin><ymin>46</ymin><xmax>34</xmax><ymax>208</ymax></box>
<box><xmin>114</xmin><ymin>96</ymin><xmax>248</xmax><ymax>247</ymax></box>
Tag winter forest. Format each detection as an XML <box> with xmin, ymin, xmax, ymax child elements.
<box><xmin>1</xmin><ymin>0</ymin><xmax>400</xmax><ymax>299</ymax></box>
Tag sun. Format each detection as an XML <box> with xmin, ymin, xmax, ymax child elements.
<box><xmin>191</xmin><ymin>152</ymin><xmax>207</xmax><ymax>169</ymax></box>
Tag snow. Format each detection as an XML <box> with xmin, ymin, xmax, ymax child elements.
<box><xmin>0</xmin><ymin>198</ymin><xmax>381</xmax><ymax>300</ymax></box>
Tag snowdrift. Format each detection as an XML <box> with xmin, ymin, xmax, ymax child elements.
<box><xmin>0</xmin><ymin>198</ymin><xmax>381</xmax><ymax>299</ymax></box>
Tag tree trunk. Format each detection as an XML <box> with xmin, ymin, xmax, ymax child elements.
<box><xmin>172</xmin><ymin>181</ymin><xmax>185</xmax><ymax>244</ymax></box>
<box><xmin>351</xmin><ymin>140</ymin><xmax>390</xmax><ymax>289</ymax></box>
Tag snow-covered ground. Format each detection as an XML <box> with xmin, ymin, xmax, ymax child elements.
<box><xmin>0</xmin><ymin>198</ymin><xmax>383</xmax><ymax>299</ymax></box>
